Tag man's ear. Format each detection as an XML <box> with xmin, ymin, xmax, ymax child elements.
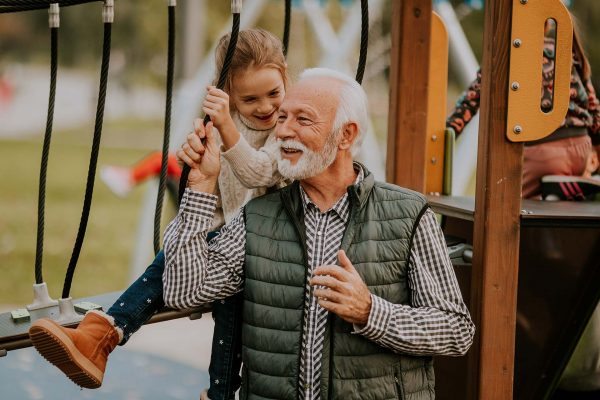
<box><xmin>338</xmin><ymin>122</ymin><xmax>359</xmax><ymax>151</ymax></box>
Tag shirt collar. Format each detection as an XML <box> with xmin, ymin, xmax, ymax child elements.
<box><xmin>299</xmin><ymin>163</ymin><xmax>365</xmax><ymax>222</ymax></box>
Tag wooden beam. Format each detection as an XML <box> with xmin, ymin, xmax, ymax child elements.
<box><xmin>386</xmin><ymin>0</ymin><xmax>432</xmax><ymax>191</ymax></box>
<box><xmin>471</xmin><ymin>0</ymin><xmax>523</xmax><ymax>399</ymax></box>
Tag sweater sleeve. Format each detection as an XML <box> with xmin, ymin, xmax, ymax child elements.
<box><xmin>446</xmin><ymin>68</ymin><xmax>482</xmax><ymax>136</ymax></box>
<box><xmin>221</xmin><ymin>134</ymin><xmax>283</xmax><ymax>188</ymax></box>
<box><xmin>584</xmin><ymin>79</ymin><xmax>600</xmax><ymax>144</ymax></box>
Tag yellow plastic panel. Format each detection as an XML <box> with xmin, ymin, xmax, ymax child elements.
<box><xmin>425</xmin><ymin>12</ymin><xmax>448</xmax><ymax>194</ymax></box>
<box><xmin>507</xmin><ymin>0</ymin><xmax>573</xmax><ymax>142</ymax></box>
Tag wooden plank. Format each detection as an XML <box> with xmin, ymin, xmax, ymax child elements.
<box><xmin>386</xmin><ymin>0</ymin><xmax>432</xmax><ymax>191</ymax></box>
<box><xmin>425</xmin><ymin>13</ymin><xmax>448</xmax><ymax>194</ymax></box>
<box><xmin>470</xmin><ymin>0</ymin><xmax>523</xmax><ymax>399</ymax></box>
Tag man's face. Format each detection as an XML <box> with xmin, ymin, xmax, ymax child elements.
<box><xmin>275</xmin><ymin>78</ymin><xmax>342</xmax><ymax>180</ymax></box>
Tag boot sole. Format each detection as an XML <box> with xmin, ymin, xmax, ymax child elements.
<box><xmin>29</xmin><ymin>319</ymin><xmax>103</xmax><ymax>389</ymax></box>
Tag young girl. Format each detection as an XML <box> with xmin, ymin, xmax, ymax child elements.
<box><xmin>29</xmin><ymin>28</ymin><xmax>288</xmax><ymax>400</ymax></box>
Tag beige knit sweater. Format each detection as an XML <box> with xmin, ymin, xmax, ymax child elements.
<box><xmin>211</xmin><ymin>112</ymin><xmax>282</xmax><ymax>229</ymax></box>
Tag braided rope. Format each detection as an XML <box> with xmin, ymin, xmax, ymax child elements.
<box><xmin>178</xmin><ymin>12</ymin><xmax>241</xmax><ymax>204</ymax></box>
<box><xmin>153</xmin><ymin>4</ymin><xmax>176</xmax><ymax>255</ymax></box>
<box><xmin>355</xmin><ymin>0</ymin><xmax>368</xmax><ymax>84</ymax></box>
<box><xmin>62</xmin><ymin>21</ymin><xmax>111</xmax><ymax>299</ymax></box>
<box><xmin>34</xmin><ymin>26</ymin><xmax>58</xmax><ymax>285</ymax></box>
<box><xmin>283</xmin><ymin>0</ymin><xmax>291</xmax><ymax>57</ymax></box>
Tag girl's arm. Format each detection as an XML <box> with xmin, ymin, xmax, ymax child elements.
<box><xmin>221</xmin><ymin>134</ymin><xmax>283</xmax><ymax>188</ymax></box>
<box><xmin>584</xmin><ymin>78</ymin><xmax>600</xmax><ymax>146</ymax></box>
<box><xmin>203</xmin><ymin>86</ymin><xmax>283</xmax><ymax>188</ymax></box>
<box><xmin>446</xmin><ymin>68</ymin><xmax>482</xmax><ymax>136</ymax></box>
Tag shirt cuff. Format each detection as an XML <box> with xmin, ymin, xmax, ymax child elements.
<box><xmin>180</xmin><ymin>188</ymin><xmax>218</xmax><ymax>219</ymax></box>
<box><xmin>353</xmin><ymin>294</ymin><xmax>393</xmax><ymax>341</ymax></box>
<box><xmin>221</xmin><ymin>135</ymin><xmax>255</xmax><ymax>173</ymax></box>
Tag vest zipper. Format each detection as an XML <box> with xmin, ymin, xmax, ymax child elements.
<box><xmin>281</xmin><ymin>189</ymin><xmax>310</xmax><ymax>399</ymax></box>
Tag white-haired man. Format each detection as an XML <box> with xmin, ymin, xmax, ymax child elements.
<box><xmin>166</xmin><ymin>68</ymin><xmax>474</xmax><ymax>399</ymax></box>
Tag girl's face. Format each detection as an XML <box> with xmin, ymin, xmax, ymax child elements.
<box><xmin>230</xmin><ymin>66</ymin><xmax>285</xmax><ymax>130</ymax></box>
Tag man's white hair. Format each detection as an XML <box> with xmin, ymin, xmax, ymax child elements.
<box><xmin>298</xmin><ymin>68</ymin><xmax>368</xmax><ymax>155</ymax></box>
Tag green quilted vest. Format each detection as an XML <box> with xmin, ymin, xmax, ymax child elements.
<box><xmin>241</xmin><ymin>167</ymin><xmax>435</xmax><ymax>400</ymax></box>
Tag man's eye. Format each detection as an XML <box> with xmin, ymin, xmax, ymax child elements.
<box><xmin>277</xmin><ymin>115</ymin><xmax>287</xmax><ymax>122</ymax></box>
<box><xmin>298</xmin><ymin>117</ymin><xmax>312</xmax><ymax>123</ymax></box>
<box><xmin>269</xmin><ymin>91</ymin><xmax>280</xmax><ymax>97</ymax></box>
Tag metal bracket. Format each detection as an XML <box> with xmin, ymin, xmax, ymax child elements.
<box><xmin>231</xmin><ymin>0</ymin><xmax>242</xmax><ymax>14</ymax></box>
<box><xmin>103</xmin><ymin>0</ymin><xmax>114</xmax><ymax>23</ymax></box>
<box><xmin>55</xmin><ymin>297</ymin><xmax>84</xmax><ymax>325</ymax></box>
<box><xmin>74</xmin><ymin>301</ymin><xmax>103</xmax><ymax>314</ymax></box>
<box><xmin>10</xmin><ymin>309</ymin><xmax>31</xmax><ymax>323</ymax></box>
<box><xmin>49</xmin><ymin>3</ymin><xmax>60</xmax><ymax>28</ymax></box>
<box><xmin>27</xmin><ymin>282</ymin><xmax>58</xmax><ymax>311</ymax></box>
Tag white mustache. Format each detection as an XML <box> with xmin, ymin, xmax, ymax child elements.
<box><xmin>278</xmin><ymin>140</ymin><xmax>307</xmax><ymax>152</ymax></box>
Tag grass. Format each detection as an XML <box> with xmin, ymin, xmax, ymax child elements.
<box><xmin>0</xmin><ymin>118</ymin><xmax>175</xmax><ymax>305</ymax></box>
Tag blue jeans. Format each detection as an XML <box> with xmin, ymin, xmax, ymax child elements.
<box><xmin>107</xmin><ymin>246</ymin><xmax>243</xmax><ymax>400</ymax></box>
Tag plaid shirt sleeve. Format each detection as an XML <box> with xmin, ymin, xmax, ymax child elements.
<box><xmin>163</xmin><ymin>188</ymin><xmax>246</xmax><ymax>309</ymax></box>
<box><xmin>355</xmin><ymin>208</ymin><xmax>475</xmax><ymax>356</ymax></box>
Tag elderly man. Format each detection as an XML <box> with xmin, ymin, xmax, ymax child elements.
<box><xmin>165</xmin><ymin>67</ymin><xmax>474</xmax><ymax>400</ymax></box>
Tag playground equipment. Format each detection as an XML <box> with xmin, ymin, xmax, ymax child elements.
<box><xmin>1</xmin><ymin>1</ymin><xmax>599</xmax><ymax>399</ymax></box>
<box><xmin>388</xmin><ymin>1</ymin><xmax>600</xmax><ymax>399</ymax></box>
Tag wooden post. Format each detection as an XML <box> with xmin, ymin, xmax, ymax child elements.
<box><xmin>386</xmin><ymin>0</ymin><xmax>432</xmax><ymax>191</ymax></box>
<box><xmin>471</xmin><ymin>0</ymin><xmax>522</xmax><ymax>398</ymax></box>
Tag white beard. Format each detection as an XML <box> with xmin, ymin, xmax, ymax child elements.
<box><xmin>277</xmin><ymin>131</ymin><xmax>340</xmax><ymax>180</ymax></box>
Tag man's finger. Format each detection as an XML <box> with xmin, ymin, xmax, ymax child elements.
<box><xmin>317</xmin><ymin>299</ymin><xmax>344</xmax><ymax>316</ymax></box>
<box><xmin>187</xmin><ymin>133</ymin><xmax>205</xmax><ymax>153</ymax></box>
<box><xmin>205</xmin><ymin>122</ymin><xmax>216</xmax><ymax>148</ymax></box>
<box><xmin>310</xmin><ymin>275</ymin><xmax>344</xmax><ymax>292</ymax></box>
<box><xmin>193</xmin><ymin>118</ymin><xmax>202</xmax><ymax>134</ymax></box>
<box><xmin>313</xmin><ymin>288</ymin><xmax>344</xmax><ymax>304</ymax></box>
<box><xmin>337</xmin><ymin>250</ymin><xmax>355</xmax><ymax>273</ymax></box>
<box><xmin>313</xmin><ymin>264</ymin><xmax>350</xmax><ymax>281</ymax></box>
<box><xmin>176</xmin><ymin>149</ymin><xmax>196</xmax><ymax>168</ymax></box>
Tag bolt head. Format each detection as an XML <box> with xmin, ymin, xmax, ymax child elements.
<box><xmin>431</xmin><ymin>157</ymin><xmax>437</xmax><ymax>164</ymax></box>
<box><xmin>514</xmin><ymin>125</ymin><xmax>523</xmax><ymax>134</ymax></box>
<box><xmin>431</xmin><ymin>135</ymin><xmax>438</xmax><ymax>142</ymax></box>
<box><xmin>511</xmin><ymin>82</ymin><xmax>520</xmax><ymax>91</ymax></box>
<box><xmin>513</xmin><ymin>39</ymin><xmax>522</xmax><ymax>48</ymax></box>
<box><xmin>520</xmin><ymin>0</ymin><xmax>528</xmax><ymax>4</ymax></box>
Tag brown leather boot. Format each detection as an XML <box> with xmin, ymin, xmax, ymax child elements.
<box><xmin>29</xmin><ymin>311</ymin><xmax>120</xmax><ymax>389</ymax></box>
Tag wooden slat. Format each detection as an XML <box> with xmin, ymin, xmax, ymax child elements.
<box><xmin>471</xmin><ymin>0</ymin><xmax>523</xmax><ymax>399</ymax></box>
<box><xmin>386</xmin><ymin>0</ymin><xmax>432</xmax><ymax>191</ymax></box>
<box><xmin>425</xmin><ymin>13</ymin><xmax>448</xmax><ymax>194</ymax></box>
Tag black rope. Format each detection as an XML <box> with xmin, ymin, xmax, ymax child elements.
<box><xmin>177</xmin><ymin>12</ymin><xmax>241</xmax><ymax>205</ymax></box>
<box><xmin>283</xmin><ymin>0</ymin><xmax>291</xmax><ymax>57</ymax></box>
<box><xmin>355</xmin><ymin>0</ymin><xmax>368</xmax><ymax>84</ymax></box>
<box><xmin>0</xmin><ymin>0</ymin><xmax>99</xmax><ymax>13</ymax></box>
<box><xmin>34</xmin><ymin>26</ymin><xmax>58</xmax><ymax>285</ymax></box>
<box><xmin>153</xmin><ymin>4</ymin><xmax>175</xmax><ymax>255</ymax></box>
<box><xmin>62</xmin><ymin>21</ymin><xmax>111</xmax><ymax>299</ymax></box>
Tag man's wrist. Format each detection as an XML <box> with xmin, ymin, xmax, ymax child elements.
<box><xmin>189</xmin><ymin>178</ymin><xmax>218</xmax><ymax>195</ymax></box>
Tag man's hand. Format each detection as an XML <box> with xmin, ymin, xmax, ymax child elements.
<box><xmin>176</xmin><ymin>119</ymin><xmax>220</xmax><ymax>194</ymax></box>
<box><xmin>310</xmin><ymin>250</ymin><xmax>372</xmax><ymax>325</ymax></box>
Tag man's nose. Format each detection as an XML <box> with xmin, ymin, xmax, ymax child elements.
<box><xmin>276</xmin><ymin>118</ymin><xmax>295</xmax><ymax>140</ymax></box>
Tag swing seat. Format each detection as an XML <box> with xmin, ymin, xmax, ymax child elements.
<box><xmin>0</xmin><ymin>291</ymin><xmax>211</xmax><ymax>357</ymax></box>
